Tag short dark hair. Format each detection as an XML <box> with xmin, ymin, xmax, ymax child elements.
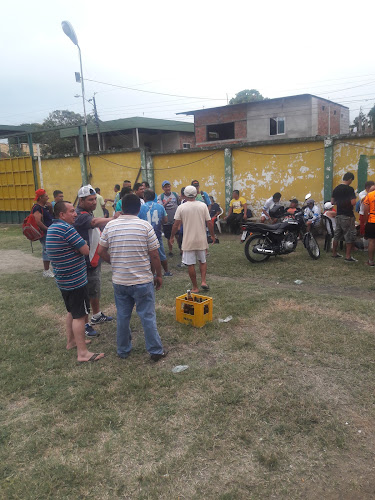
<box><xmin>273</xmin><ymin>192</ymin><xmax>281</xmax><ymax>200</ymax></box>
<box><xmin>115</xmin><ymin>184</ymin><xmax>121</xmax><ymax>191</ymax></box>
<box><xmin>191</xmin><ymin>179</ymin><xmax>199</xmax><ymax>186</ymax></box>
<box><xmin>54</xmin><ymin>200</ymin><xmax>70</xmax><ymax>218</ymax></box>
<box><xmin>95</xmin><ymin>187</ymin><xmax>100</xmax><ymax>193</ymax></box>
<box><xmin>124</xmin><ymin>180</ymin><xmax>131</xmax><ymax>184</ymax></box>
<box><xmin>181</xmin><ymin>187</ymin><xmax>185</xmax><ymax>196</ymax></box>
<box><xmin>233</xmin><ymin>190</ymin><xmax>239</xmax><ymax>195</ymax></box>
<box><xmin>133</xmin><ymin>182</ymin><xmax>143</xmax><ymax>192</ymax></box>
<box><xmin>53</xmin><ymin>190</ymin><xmax>63</xmax><ymax>198</ymax></box>
<box><xmin>144</xmin><ymin>189</ymin><xmax>156</xmax><ymax>202</ymax></box>
<box><xmin>122</xmin><ymin>193</ymin><xmax>141</xmax><ymax>215</ymax></box>
<box><xmin>142</xmin><ymin>181</ymin><xmax>150</xmax><ymax>188</ymax></box>
<box><xmin>120</xmin><ymin>187</ymin><xmax>133</xmax><ymax>199</ymax></box>
<box><xmin>343</xmin><ymin>172</ymin><xmax>354</xmax><ymax>181</ymax></box>
<box><xmin>365</xmin><ymin>180</ymin><xmax>375</xmax><ymax>189</ymax></box>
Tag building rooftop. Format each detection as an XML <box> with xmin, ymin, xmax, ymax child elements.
<box><xmin>60</xmin><ymin>116</ymin><xmax>194</xmax><ymax>138</ymax></box>
<box><xmin>177</xmin><ymin>94</ymin><xmax>349</xmax><ymax>115</ymax></box>
<box><xmin>0</xmin><ymin>125</ymin><xmax>29</xmax><ymax>139</ymax></box>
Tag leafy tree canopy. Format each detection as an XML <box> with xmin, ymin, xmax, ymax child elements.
<box><xmin>229</xmin><ymin>89</ymin><xmax>267</xmax><ymax>105</ymax></box>
<box><xmin>11</xmin><ymin>110</ymin><xmax>95</xmax><ymax>156</ymax></box>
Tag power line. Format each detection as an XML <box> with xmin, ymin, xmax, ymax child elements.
<box><xmin>84</xmin><ymin>78</ymin><xmax>227</xmax><ymax>101</ymax></box>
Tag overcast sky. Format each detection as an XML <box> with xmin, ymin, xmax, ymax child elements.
<box><xmin>1</xmin><ymin>0</ymin><xmax>375</xmax><ymax>127</ymax></box>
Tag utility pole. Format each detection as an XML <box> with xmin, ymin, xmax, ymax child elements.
<box><xmin>89</xmin><ymin>93</ymin><xmax>102</xmax><ymax>151</ymax></box>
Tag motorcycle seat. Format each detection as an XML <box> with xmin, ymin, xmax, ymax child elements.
<box><xmin>247</xmin><ymin>222</ymin><xmax>283</xmax><ymax>231</ymax></box>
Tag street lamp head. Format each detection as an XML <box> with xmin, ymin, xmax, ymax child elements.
<box><xmin>61</xmin><ymin>21</ymin><xmax>78</xmax><ymax>46</ymax></box>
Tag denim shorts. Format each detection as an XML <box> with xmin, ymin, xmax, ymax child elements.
<box><xmin>40</xmin><ymin>234</ymin><xmax>49</xmax><ymax>261</ymax></box>
<box><xmin>158</xmin><ymin>237</ymin><xmax>167</xmax><ymax>262</ymax></box>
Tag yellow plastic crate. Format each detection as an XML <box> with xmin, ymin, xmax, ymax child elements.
<box><xmin>176</xmin><ymin>292</ymin><xmax>213</xmax><ymax>328</ymax></box>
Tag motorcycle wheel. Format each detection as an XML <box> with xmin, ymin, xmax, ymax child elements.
<box><xmin>305</xmin><ymin>233</ymin><xmax>320</xmax><ymax>259</ymax></box>
<box><xmin>244</xmin><ymin>234</ymin><xmax>271</xmax><ymax>263</ymax></box>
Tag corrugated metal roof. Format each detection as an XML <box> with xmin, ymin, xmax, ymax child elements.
<box><xmin>0</xmin><ymin>124</ymin><xmax>29</xmax><ymax>138</ymax></box>
<box><xmin>60</xmin><ymin>116</ymin><xmax>194</xmax><ymax>138</ymax></box>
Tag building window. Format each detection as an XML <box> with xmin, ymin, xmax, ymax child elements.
<box><xmin>207</xmin><ymin>122</ymin><xmax>235</xmax><ymax>141</ymax></box>
<box><xmin>270</xmin><ymin>117</ymin><xmax>285</xmax><ymax>136</ymax></box>
<box><xmin>182</xmin><ymin>143</ymin><xmax>191</xmax><ymax>150</ymax></box>
<box><xmin>322</xmin><ymin>106</ymin><xmax>325</xmax><ymax>111</ymax></box>
<box><xmin>334</xmin><ymin>110</ymin><xmax>337</xmax><ymax>115</ymax></box>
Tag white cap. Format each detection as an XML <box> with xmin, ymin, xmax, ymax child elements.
<box><xmin>78</xmin><ymin>184</ymin><xmax>96</xmax><ymax>198</ymax></box>
<box><xmin>184</xmin><ymin>185</ymin><xmax>197</xmax><ymax>198</ymax></box>
<box><xmin>324</xmin><ymin>201</ymin><xmax>333</xmax><ymax>210</ymax></box>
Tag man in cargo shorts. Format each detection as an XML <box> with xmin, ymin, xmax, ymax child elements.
<box><xmin>170</xmin><ymin>185</ymin><xmax>215</xmax><ymax>292</ymax></box>
<box><xmin>331</xmin><ymin>172</ymin><xmax>357</xmax><ymax>262</ymax></box>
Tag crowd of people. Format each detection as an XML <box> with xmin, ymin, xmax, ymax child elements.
<box><xmin>29</xmin><ymin>171</ymin><xmax>373</xmax><ymax>362</ymax></box>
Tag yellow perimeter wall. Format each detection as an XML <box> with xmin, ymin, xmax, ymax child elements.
<box><xmin>3</xmin><ymin>137</ymin><xmax>375</xmax><ymax>216</ymax></box>
<box><xmin>233</xmin><ymin>142</ymin><xmax>325</xmax><ymax>215</ymax></box>
<box><xmin>38</xmin><ymin>152</ymin><xmax>141</xmax><ymax>204</ymax></box>
<box><xmin>153</xmin><ymin>150</ymin><xmax>225</xmax><ymax>209</ymax></box>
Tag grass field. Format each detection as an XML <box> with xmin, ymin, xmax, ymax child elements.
<box><xmin>1</xmin><ymin>224</ymin><xmax>375</xmax><ymax>499</ymax></box>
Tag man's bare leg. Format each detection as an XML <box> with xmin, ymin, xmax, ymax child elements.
<box><xmin>188</xmin><ymin>264</ymin><xmax>199</xmax><ymax>293</ymax></box>
<box><xmin>345</xmin><ymin>242</ymin><xmax>354</xmax><ymax>259</ymax></box>
<box><xmin>332</xmin><ymin>239</ymin><xmax>339</xmax><ymax>257</ymax></box>
<box><xmin>199</xmin><ymin>261</ymin><xmax>207</xmax><ymax>288</ymax></box>
<box><xmin>66</xmin><ymin>312</ymin><xmax>92</xmax><ymax>350</ymax></box>
<box><xmin>368</xmin><ymin>238</ymin><xmax>375</xmax><ymax>263</ymax></box>
<box><xmin>168</xmin><ymin>239</ymin><xmax>173</xmax><ymax>254</ymax></box>
<box><xmin>90</xmin><ymin>297</ymin><xmax>100</xmax><ymax>315</ymax></box>
<box><xmin>161</xmin><ymin>260</ymin><xmax>168</xmax><ymax>273</ymax></box>
<box><xmin>72</xmin><ymin>316</ymin><xmax>104</xmax><ymax>362</ymax></box>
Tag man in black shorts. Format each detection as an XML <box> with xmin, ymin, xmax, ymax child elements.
<box><xmin>46</xmin><ymin>201</ymin><xmax>104</xmax><ymax>362</ymax></box>
<box><xmin>331</xmin><ymin>172</ymin><xmax>357</xmax><ymax>262</ymax></box>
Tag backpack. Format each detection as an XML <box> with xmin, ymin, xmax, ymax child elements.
<box><xmin>22</xmin><ymin>206</ymin><xmax>44</xmax><ymax>241</ymax></box>
<box><xmin>160</xmin><ymin>192</ymin><xmax>179</xmax><ymax>204</ymax></box>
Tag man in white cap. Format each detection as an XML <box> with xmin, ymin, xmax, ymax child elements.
<box><xmin>74</xmin><ymin>185</ymin><xmax>117</xmax><ymax>337</ymax></box>
<box><xmin>170</xmin><ymin>185</ymin><xmax>215</xmax><ymax>292</ymax></box>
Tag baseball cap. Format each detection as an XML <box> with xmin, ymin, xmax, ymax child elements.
<box><xmin>289</xmin><ymin>198</ymin><xmax>298</xmax><ymax>204</ymax></box>
<box><xmin>324</xmin><ymin>201</ymin><xmax>333</xmax><ymax>210</ymax></box>
<box><xmin>184</xmin><ymin>185</ymin><xmax>197</xmax><ymax>198</ymax></box>
<box><xmin>306</xmin><ymin>198</ymin><xmax>315</xmax><ymax>205</ymax></box>
<box><xmin>78</xmin><ymin>184</ymin><xmax>96</xmax><ymax>198</ymax></box>
<box><xmin>162</xmin><ymin>180</ymin><xmax>171</xmax><ymax>187</ymax></box>
<box><xmin>34</xmin><ymin>188</ymin><xmax>46</xmax><ymax>200</ymax></box>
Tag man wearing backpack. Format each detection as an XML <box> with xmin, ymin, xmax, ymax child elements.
<box><xmin>32</xmin><ymin>189</ymin><xmax>54</xmax><ymax>277</ymax></box>
<box><xmin>74</xmin><ymin>185</ymin><xmax>117</xmax><ymax>337</ymax></box>
<box><xmin>139</xmin><ymin>189</ymin><xmax>172</xmax><ymax>276</ymax></box>
<box><xmin>157</xmin><ymin>181</ymin><xmax>180</xmax><ymax>256</ymax></box>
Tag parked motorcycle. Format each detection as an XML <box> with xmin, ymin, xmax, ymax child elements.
<box><xmin>240</xmin><ymin>194</ymin><xmax>320</xmax><ymax>263</ymax></box>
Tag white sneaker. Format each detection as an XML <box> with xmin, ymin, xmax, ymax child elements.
<box><xmin>43</xmin><ymin>269</ymin><xmax>54</xmax><ymax>278</ymax></box>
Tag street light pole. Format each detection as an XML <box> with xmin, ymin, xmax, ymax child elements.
<box><xmin>61</xmin><ymin>21</ymin><xmax>90</xmax><ymax>153</ymax></box>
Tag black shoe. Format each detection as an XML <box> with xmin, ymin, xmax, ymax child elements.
<box><xmin>150</xmin><ymin>350</ymin><xmax>168</xmax><ymax>362</ymax></box>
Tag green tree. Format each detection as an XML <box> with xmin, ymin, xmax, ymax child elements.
<box><xmin>40</xmin><ymin>110</ymin><xmax>95</xmax><ymax>156</ymax></box>
<box><xmin>229</xmin><ymin>89</ymin><xmax>267</xmax><ymax>105</ymax></box>
<box><xmin>368</xmin><ymin>104</ymin><xmax>375</xmax><ymax>129</ymax></box>
<box><xmin>11</xmin><ymin>110</ymin><xmax>95</xmax><ymax>156</ymax></box>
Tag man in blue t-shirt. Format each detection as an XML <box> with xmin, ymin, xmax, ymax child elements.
<box><xmin>139</xmin><ymin>189</ymin><xmax>172</xmax><ymax>277</ymax></box>
<box><xmin>46</xmin><ymin>201</ymin><xmax>105</xmax><ymax>363</ymax></box>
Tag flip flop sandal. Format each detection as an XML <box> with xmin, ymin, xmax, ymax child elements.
<box><xmin>78</xmin><ymin>353</ymin><xmax>104</xmax><ymax>363</ymax></box>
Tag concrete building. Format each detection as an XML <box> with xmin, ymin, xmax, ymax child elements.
<box><xmin>178</xmin><ymin>94</ymin><xmax>349</xmax><ymax>147</ymax></box>
<box><xmin>60</xmin><ymin>116</ymin><xmax>195</xmax><ymax>153</ymax></box>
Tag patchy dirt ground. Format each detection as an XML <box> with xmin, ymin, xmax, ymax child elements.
<box><xmin>0</xmin><ymin>250</ymin><xmax>42</xmax><ymax>274</ymax></box>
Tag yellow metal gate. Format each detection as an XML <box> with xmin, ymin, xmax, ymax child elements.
<box><xmin>0</xmin><ymin>156</ymin><xmax>36</xmax><ymax>223</ymax></box>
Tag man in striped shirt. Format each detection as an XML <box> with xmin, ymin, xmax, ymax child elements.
<box><xmin>98</xmin><ymin>194</ymin><xmax>167</xmax><ymax>362</ymax></box>
<box><xmin>46</xmin><ymin>201</ymin><xmax>105</xmax><ymax>363</ymax></box>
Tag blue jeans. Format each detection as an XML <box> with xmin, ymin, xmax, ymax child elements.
<box><xmin>113</xmin><ymin>281</ymin><xmax>163</xmax><ymax>357</ymax></box>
